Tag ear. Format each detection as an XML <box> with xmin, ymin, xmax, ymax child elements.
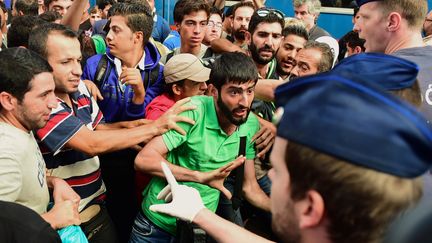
<box><xmin>134</xmin><ymin>31</ymin><xmax>144</xmax><ymax>44</ymax></box>
<box><xmin>354</xmin><ymin>46</ymin><xmax>362</xmax><ymax>54</ymax></box>
<box><xmin>208</xmin><ymin>84</ymin><xmax>218</xmax><ymax>99</ymax></box>
<box><xmin>0</xmin><ymin>92</ymin><xmax>17</xmax><ymax>112</ymax></box>
<box><xmin>245</xmin><ymin>31</ymin><xmax>252</xmax><ymax>45</ymax></box>
<box><xmin>172</xmin><ymin>83</ymin><xmax>182</xmax><ymax>96</ymax></box>
<box><xmin>175</xmin><ymin>22</ymin><xmax>181</xmax><ymax>32</ymax></box>
<box><xmin>296</xmin><ymin>190</ymin><xmax>325</xmax><ymax>229</ymax></box>
<box><xmin>387</xmin><ymin>12</ymin><xmax>402</xmax><ymax>32</ymax></box>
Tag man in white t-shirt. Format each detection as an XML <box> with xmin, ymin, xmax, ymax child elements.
<box><xmin>0</xmin><ymin>47</ymin><xmax>80</xmax><ymax>230</ymax></box>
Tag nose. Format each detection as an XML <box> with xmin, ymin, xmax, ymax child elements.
<box><xmin>106</xmin><ymin>29</ymin><xmax>113</xmax><ymax>42</ymax></box>
<box><xmin>353</xmin><ymin>22</ymin><xmax>360</xmax><ymax>33</ymax></box>
<box><xmin>290</xmin><ymin>65</ymin><xmax>299</xmax><ymax>78</ymax></box>
<box><xmin>294</xmin><ymin>13</ymin><xmax>301</xmax><ymax>19</ymax></box>
<box><xmin>47</xmin><ymin>93</ymin><xmax>58</xmax><ymax>109</ymax></box>
<box><xmin>72</xmin><ymin>61</ymin><xmax>83</xmax><ymax>77</ymax></box>
<box><xmin>200</xmin><ymin>82</ymin><xmax>208</xmax><ymax>91</ymax></box>
<box><xmin>194</xmin><ymin>24</ymin><xmax>204</xmax><ymax>34</ymax></box>
<box><xmin>238</xmin><ymin>91</ymin><xmax>249</xmax><ymax>107</ymax></box>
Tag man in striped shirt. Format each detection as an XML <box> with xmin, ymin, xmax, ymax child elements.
<box><xmin>28</xmin><ymin>22</ymin><xmax>194</xmax><ymax>243</ymax></box>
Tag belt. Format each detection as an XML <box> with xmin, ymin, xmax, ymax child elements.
<box><xmin>80</xmin><ymin>204</ymin><xmax>101</xmax><ymax>223</ymax></box>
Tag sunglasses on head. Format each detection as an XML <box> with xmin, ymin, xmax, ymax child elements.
<box><xmin>256</xmin><ymin>8</ymin><xmax>285</xmax><ymax>20</ymax></box>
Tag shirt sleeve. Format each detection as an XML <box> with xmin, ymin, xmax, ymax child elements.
<box><xmin>162</xmin><ymin>99</ymin><xmax>202</xmax><ymax>151</ymax></box>
<box><xmin>36</xmin><ymin>106</ymin><xmax>84</xmax><ymax>156</ymax></box>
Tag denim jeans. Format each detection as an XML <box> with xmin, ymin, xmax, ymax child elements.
<box><xmin>215</xmin><ymin>177</ymin><xmax>244</xmax><ymax>226</ymax></box>
<box><xmin>129</xmin><ymin>210</ymin><xmax>175</xmax><ymax>243</ymax></box>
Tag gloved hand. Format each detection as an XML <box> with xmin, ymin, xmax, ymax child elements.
<box><xmin>149</xmin><ymin>162</ymin><xmax>205</xmax><ymax>222</ymax></box>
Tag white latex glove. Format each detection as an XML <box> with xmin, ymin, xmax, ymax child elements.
<box><xmin>149</xmin><ymin>162</ymin><xmax>206</xmax><ymax>222</ymax></box>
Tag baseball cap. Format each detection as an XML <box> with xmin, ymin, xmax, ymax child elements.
<box><xmin>164</xmin><ymin>53</ymin><xmax>211</xmax><ymax>84</ymax></box>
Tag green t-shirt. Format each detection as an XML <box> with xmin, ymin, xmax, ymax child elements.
<box><xmin>142</xmin><ymin>96</ymin><xmax>259</xmax><ymax>235</ymax></box>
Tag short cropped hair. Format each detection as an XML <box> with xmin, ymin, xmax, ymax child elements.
<box><xmin>28</xmin><ymin>22</ymin><xmax>77</xmax><ymax>59</ymax></box>
<box><xmin>377</xmin><ymin>0</ymin><xmax>427</xmax><ymax>29</ymax></box>
<box><xmin>109</xmin><ymin>2</ymin><xmax>154</xmax><ymax>47</ymax></box>
<box><xmin>303</xmin><ymin>41</ymin><xmax>333</xmax><ymax>72</ymax></box>
<box><xmin>173</xmin><ymin>0</ymin><xmax>210</xmax><ymax>24</ymax></box>
<box><xmin>7</xmin><ymin>15</ymin><xmax>46</xmax><ymax>48</ymax></box>
<box><xmin>390</xmin><ymin>80</ymin><xmax>422</xmax><ymax>107</ymax></box>
<box><xmin>344</xmin><ymin>30</ymin><xmax>365</xmax><ymax>51</ymax></box>
<box><xmin>38</xmin><ymin>10</ymin><xmax>62</xmax><ymax>22</ymax></box>
<box><xmin>286</xmin><ymin>141</ymin><xmax>422</xmax><ymax>243</ymax></box>
<box><xmin>210</xmin><ymin>52</ymin><xmax>258</xmax><ymax>92</ymax></box>
<box><xmin>282</xmin><ymin>25</ymin><xmax>308</xmax><ymax>40</ymax></box>
<box><xmin>14</xmin><ymin>0</ymin><xmax>38</xmax><ymax>16</ymax></box>
<box><xmin>0</xmin><ymin>48</ymin><xmax>52</xmax><ymax>103</ymax></box>
<box><xmin>231</xmin><ymin>1</ymin><xmax>254</xmax><ymax>18</ymax></box>
<box><xmin>248</xmin><ymin>9</ymin><xmax>285</xmax><ymax>35</ymax></box>
<box><xmin>293</xmin><ymin>0</ymin><xmax>321</xmax><ymax>15</ymax></box>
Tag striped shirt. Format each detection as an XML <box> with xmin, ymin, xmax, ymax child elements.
<box><xmin>36</xmin><ymin>81</ymin><xmax>105</xmax><ymax>212</ymax></box>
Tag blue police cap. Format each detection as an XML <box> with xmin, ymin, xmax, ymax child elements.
<box><xmin>356</xmin><ymin>0</ymin><xmax>381</xmax><ymax>7</ymax></box>
<box><xmin>274</xmin><ymin>74</ymin><xmax>432</xmax><ymax>178</ymax></box>
<box><xmin>332</xmin><ymin>53</ymin><xmax>419</xmax><ymax>90</ymax></box>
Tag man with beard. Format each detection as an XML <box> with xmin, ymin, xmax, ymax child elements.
<box><xmin>276</xmin><ymin>25</ymin><xmax>308</xmax><ymax>80</ymax></box>
<box><xmin>132</xmin><ymin>52</ymin><xmax>270</xmax><ymax>242</ymax></box>
<box><xmin>211</xmin><ymin>2</ymin><xmax>255</xmax><ymax>52</ymax></box>
<box><xmin>149</xmin><ymin>67</ymin><xmax>430</xmax><ymax>243</ymax></box>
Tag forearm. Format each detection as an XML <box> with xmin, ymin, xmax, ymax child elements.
<box><xmin>96</xmin><ymin>119</ymin><xmax>153</xmax><ymax>130</ymax></box>
<box><xmin>135</xmin><ymin>145</ymin><xmax>201</xmax><ymax>182</ymax></box>
<box><xmin>242</xmin><ymin>160</ymin><xmax>271</xmax><ymax>211</ymax></box>
<box><xmin>60</xmin><ymin>0</ymin><xmax>87</xmax><ymax>31</ymax></box>
<box><xmin>211</xmin><ymin>38</ymin><xmax>243</xmax><ymax>53</ymax></box>
<box><xmin>255</xmin><ymin>78</ymin><xmax>285</xmax><ymax>102</ymax></box>
<box><xmin>194</xmin><ymin>208</ymin><xmax>273</xmax><ymax>243</ymax></box>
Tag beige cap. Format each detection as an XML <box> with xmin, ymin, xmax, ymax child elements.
<box><xmin>164</xmin><ymin>53</ymin><xmax>211</xmax><ymax>84</ymax></box>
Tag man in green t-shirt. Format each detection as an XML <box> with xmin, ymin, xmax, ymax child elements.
<box><xmin>131</xmin><ymin>52</ymin><xmax>271</xmax><ymax>242</ymax></box>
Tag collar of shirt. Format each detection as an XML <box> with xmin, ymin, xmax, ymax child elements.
<box><xmin>113</xmin><ymin>52</ymin><xmax>146</xmax><ymax>91</ymax></box>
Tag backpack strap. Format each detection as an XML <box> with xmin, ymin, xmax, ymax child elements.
<box><xmin>94</xmin><ymin>55</ymin><xmax>110</xmax><ymax>87</ymax></box>
<box><xmin>232</xmin><ymin>136</ymin><xmax>247</xmax><ymax>210</ymax></box>
<box><xmin>143</xmin><ymin>62</ymin><xmax>160</xmax><ymax>89</ymax></box>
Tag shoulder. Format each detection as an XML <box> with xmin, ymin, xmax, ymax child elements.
<box><xmin>0</xmin><ymin>124</ymin><xmax>30</xmax><ymax>158</ymax></box>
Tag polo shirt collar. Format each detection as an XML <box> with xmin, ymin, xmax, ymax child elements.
<box><xmin>205</xmin><ymin>98</ymin><xmax>221</xmax><ymax>130</ymax></box>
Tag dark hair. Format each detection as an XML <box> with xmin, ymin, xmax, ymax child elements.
<box><xmin>173</xmin><ymin>0</ymin><xmax>210</xmax><ymax>24</ymax></box>
<box><xmin>344</xmin><ymin>30</ymin><xmax>365</xmax><ymax>52</ymax></box>
<box><xmin>286</xmin><ymin>141</ymin><xmax>422</xmax><ymax>243</ymax></box>
<box><xmin>165</xmin><ymin>79</ymin><xmax>186</xmax><ymax>96</ymax></box>
<box><xmin>210</xmin><ymin>52</ymin><xmax>258</xmax><ymax>91</ymax></box>
<box><xmin>28</xmin><ymin>22</ymin><xmax>77</xmax><ymax>59</ymax></box>
<box><xmin>38</xmin><ymin>10</ymin><xmax>62</xmax><ymax>22</ymax></box>
<box><xmin>0</xmin><ymin>48</ymin><xmax>52</xmax><ymax>103</ymax></box>
<box><xmin>232</xmin><ymin>1</ymin><xmax>254</xmax><ymax>18</ymax></box>
<box><xmin>248</xmin><ymin>8</ymin><xmax>285</xmax><ymax>35</ymax></box>
<box><xmin>304</xmin><ymin>41</ymin><xmax>334</xmax><ymax>72</ymax></box>
<box><xmin>210</xmin><ymin>6</ymin><xmax>223</xmax><ymax>21</ymax></box>
<box><xmin>7</xmin><ymin>15</ymin><xmax>46</xmax><ymax>48</ymax></box>
<box><xmin>14</xmin><ymin>0</ymin><xmax>38</xmax><ymax>16</ymax></box>
<box><xmin>282</xmin><ymin>25</ymin><xmax>309</xmax><ymax>40</ymax></box>
<box><xmin>97</xmin><ymin>0</ymin><xmax>115</xmax><ymax>11</ymax></box>
<box><xmin>109</xmin><ymin>2</ymin><xmax>153</xmax><ymax>47</ymax></box>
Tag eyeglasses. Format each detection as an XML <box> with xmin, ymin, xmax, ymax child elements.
<box><xmin>207</xmin><ymin>20</ymin><xmax>223</xmax><ymax>28</ymax></box>
<box><xmin>256</xmin><ymin>8</ymin><xmax>285</xmax><ymax>20</ymax></box>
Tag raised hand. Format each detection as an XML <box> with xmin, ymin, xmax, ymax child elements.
<box><xmin>199</xmin><ymin>156</ymin><xmax>246</xmax><ymax>199</ymax></box>
<box><xmin>119</xmin><ymin>67</ymin><xmax>145</xmax><ymax>104</ymax></box>
<box><xmin>150</xmin><ymin>162</ymin><xmax>205</xmax><ymax>222</ymax></box>
<box><xmin>155</xmin><ymin>97</ymin><xmax>197</xmax><ymax>135</ymax></box>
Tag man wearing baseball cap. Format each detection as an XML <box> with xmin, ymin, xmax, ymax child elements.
<box><xmin>145</xmin><ymin>53</ymin><xmax>210</xmax><ymax>120</ymax></box>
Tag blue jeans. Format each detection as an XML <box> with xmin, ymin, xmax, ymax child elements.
<box><xmin>215</xmin><ymin>177</ymin><xmax>244</xmax><ymax>226</ymax></box>
<box><xmin>129</xmin><ymin>211</ymin><xmax>175</xmax><ymax>243</ymax></box>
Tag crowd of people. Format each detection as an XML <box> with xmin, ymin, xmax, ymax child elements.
<box><xmin>1</xmin><ymin>0</ymin><xmax>432</xmax><ymax>242</ymax></box>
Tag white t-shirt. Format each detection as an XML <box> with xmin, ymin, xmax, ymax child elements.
<box><xmin>0</xmin><ymin>122</ymin><xmax>49</xmax><ymax>214</ymax></box>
